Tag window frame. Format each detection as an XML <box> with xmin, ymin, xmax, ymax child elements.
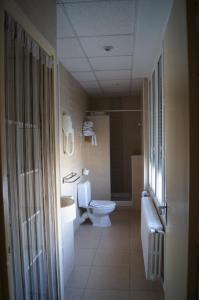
<box><xmin>148</xmin><ymin>53</ymin><xmax>165</xmax><ymax>208</ymax></box>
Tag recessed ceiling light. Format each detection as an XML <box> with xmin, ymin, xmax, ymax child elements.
<box><xmin>103</xmin><ymin>45</ymin><xmax>114</xmax><ymax>52</ymax></box>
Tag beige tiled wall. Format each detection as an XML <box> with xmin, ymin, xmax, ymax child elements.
<box><xmin>59</xmin><ymin>63</ymin><xmax>89</xmax><ymax>288</ymax></box>
<box><xmin>89</xmin><ymin>95</ymin><xmax>142</xmax><ymax>111</ymax></box>
<box><xmin>59</xmin><ymin>63</ymin><xmax>88</xmax><ymax>229</ymax></box>
<box><xmin>83</xmin><ymin>115</ymin><xmax>111</xmax><ymax>200</ymax></box>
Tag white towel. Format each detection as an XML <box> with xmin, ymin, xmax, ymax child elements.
<box><xmin>83</xmin><ymin>121</ymin><xmax>94</xmax><ymax>130</ymax></box>
<box><xmin>83</xmin><ymin>129</ymin><xmax>95</xmax><ymax>136</ymax></box>
<box><xmin>82</xmin><ymin>120</ymin><xmax>97</xmax><ymax>146</ymax></box>
<box><xmin>91</xmin><ymin>134</ymin><xmax>97</xmax><ymax>146</ymax></box>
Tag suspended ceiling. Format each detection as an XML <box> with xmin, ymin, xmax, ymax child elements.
<box><xmin>56</xmin><ymin>0</ymin><xmax>173</xmax><ymax>97</ymax></box>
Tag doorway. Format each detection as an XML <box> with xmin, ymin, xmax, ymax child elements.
<box><xmin>3</xmin><ymin>12</ymin><xmax>59</xmax><ymax>299</ymax></box>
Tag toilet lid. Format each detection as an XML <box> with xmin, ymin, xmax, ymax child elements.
<box><xmin>90</xmin><ymin>200</ymin><xmax>115</xmax><ymax>208</ymax></box>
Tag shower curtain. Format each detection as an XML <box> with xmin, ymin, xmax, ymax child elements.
<box><xmin>4</xmin><ymin>13</ymin><xmax>59</xmax><ymax>299</ymax></box>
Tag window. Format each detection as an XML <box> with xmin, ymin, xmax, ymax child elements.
<box><xmin>149</xmin><ymin>54</ymin><xmax>164</xmax><ymax>205</ymax></box>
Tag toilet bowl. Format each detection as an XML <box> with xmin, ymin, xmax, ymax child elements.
<box><xmin>77</xmin><ymin>181</ymin><xmax>116</xmax><ymax>227</ymax></box>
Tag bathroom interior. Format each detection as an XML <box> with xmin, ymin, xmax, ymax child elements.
<box><xmin>59</xmin><ymin>64</ymin><xmax>147</xmax><ymax>299</ymax></box>
<box><xmin>1</xmin><ymin>0</ymin><xmax>198</xmax><ymax>299</ymax></box>
<box><xmin>57</xmin><ymin>0</ymin><xmax>162</xmax><ymax>298</ymax></box>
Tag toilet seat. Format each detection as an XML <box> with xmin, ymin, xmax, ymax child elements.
<box><xmin>90</xmin><ymin>200</ymin><xmax>115</xmax><ymax>209</ymax></box>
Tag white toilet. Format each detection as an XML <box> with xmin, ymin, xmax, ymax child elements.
<box><xmin>77</xmin><ymin>181</ymin><xmax>116</xmax><ymax>227</ymax></box>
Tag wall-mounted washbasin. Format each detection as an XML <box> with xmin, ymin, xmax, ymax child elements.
<box><xmin>61</xmin><ymin>196</ymin><xmax>76</xmax><ymax>223</ymax></box>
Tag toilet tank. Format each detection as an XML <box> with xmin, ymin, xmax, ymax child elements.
<box><xmin>77</xmin><ymin>181</ymin><xmax>91</xmax><ymax>208</ymax></box>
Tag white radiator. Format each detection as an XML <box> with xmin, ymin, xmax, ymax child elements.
<box><xmin>141</xmin><ymin>196</ymin><xmax>164</xmax><ymax>281</ymax></box>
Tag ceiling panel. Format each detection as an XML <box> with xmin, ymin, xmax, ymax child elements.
<box><xmin>57</xmin><ymin>5</ymin><xmax>75</xmax><ymax>38</ymax></box>
<box><xmin>65</xmin><ymin>1</ymin><xmax>135</xmax><ymax>36</ymax></box>
<box><xmin>60</xmin><ymin>58</ymin><xmax>91</xmax><ymax>72</ymax></box>
<box><xmin>57</xmin><ymin>38</ymin><xmax>85</xmax><ymax>58</ymax></box>
<box><xmin>100</xmin><ymin>79</ymin><xmax>130</xmax><ymax>88</ymax></box>
<box><xmin>133</xmin><ymin>0</ymin><xmax>173</xmax><ymax>77</ymax></box>
<box><xmin>71</xmin><ymin>71</ymin><xmax>96</xmax><ymax>81</ymax></box>
<box><xmin>79</xmin><ymin>80</ymin><xmax>99</xmax><ymax>89</ymax></box>
<box><xmin>56</xmin><ymin>1</ymin><xmax>172</xmax><ymax>97</ymax></box>
<box><xmin>80</xmin><ymin>35</ymin><xmax>134</xmax><ymax>57</ymax></box>
<box><xmin>89</xmin><ymin>56</ymin><xmax>132</xmax><ymax>71</ymax></box>
<box><xmin>95</xmin><ymin>70</ymin><xmax>131</xmax><ymax>81</ymax></box>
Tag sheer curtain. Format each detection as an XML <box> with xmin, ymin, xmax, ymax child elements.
<box><xmin>4</xmin><ymin>13</ymin><xmax>59</xmax><ymax>300</ymax></box>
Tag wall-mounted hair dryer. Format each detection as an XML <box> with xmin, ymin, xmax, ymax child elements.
<box><xmin>62</xmin><ymin>114</ymin><xmax>75</xmax><ymax>156</ymax></box>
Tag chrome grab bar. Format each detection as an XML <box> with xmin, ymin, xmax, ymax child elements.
<box><xmin>62</xmin><ymin>172</ymin><xmax>80</xmax><ymax>183</ymax></box>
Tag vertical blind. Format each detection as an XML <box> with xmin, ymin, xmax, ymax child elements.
<box><xmin>4</xmin><ymin>13</ymin><xmax>59</xmax><ymax>300</ymax></box>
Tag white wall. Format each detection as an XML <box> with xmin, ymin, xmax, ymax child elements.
<box><xmin>60</xmin><ymin>217</ymin><xmax>74</xmax><ymax>290</ymax></box>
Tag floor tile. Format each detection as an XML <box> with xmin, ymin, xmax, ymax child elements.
<box><xmin>87</xmin><ymin>266</ymin><xmax>130</xmax><ymax>290</ymax></box>
<box><xmin>131</xmin><ymin>276</ymin><xmax>162</xmax><ymax>291</ymax></box>
<box><xmin>75</xmin><ymin>235</ymin><xmax>101</xmax><ymax>249</ymax></box>
<box><xmin>75</xmin><ymin>248</ymin><xmax>96</xmax><ymax>266</ymax></box>
<box><xmin>131</xmin><ymin>223</ymin><xmax>141</xmax><ymax>234</ymax></box>
<box><xmin>83</xmin><ymin>289</ymin><xmax>129</xmax><ymax>300</ymax></box>
<box><xmin>131</xmin><ymin>250</ymin><xmax>145</xmax><ymax>269</ymax></box>
<box><xmin>102</xmin><ymin>226</ymin><xmax>130</xmax><ymax>240</ymax></box>
<box><xmin>66</xmin><ymin>266</ymin><xmax>90</xmax><ymax>289</ymax></box>
<box><xmin>93</xmin><ymin>248</ymin><xmax>130</xmax><ymax>267</ymax></box>
<box><xmin>130</xmin><ymin>237</ymin><xmax>142</xmax><ymax>251</ymax></box>
<box><xmin>130</xmin><ymin>290</ymin><xmax>164</xmax><ymax>300</ymax></box>
<box><xmin>98</xmin><ymin>236</ymin><xmax>130</xmax><ymax>251</ymax></box>
<box><xmin>129</xmin><ymin>241</ymin><xmax>162</xmax><ymax>291</ymax></box>
<box><xmin>77</xmin><ymin>225</ymin><xmax>104</xmax><ymax>239</ymax></box>
<box><xmin>65</xmin><ymin>288</ymin><xmax>84</xmax><ymax>300</ymax></box>
<box><xmin>71</xmin><ymin>209</ymin><xmax>164</xmax><ymax>299</ymax></box>
<box><xmin>110</xmin><ymin>218</ymin><xmax>131</xmax><ymax>226</ymax></box>
<box><xmin>131</xmin><ymin>251</ymin><xmax>162</xmax><ymax>290</ymax></box>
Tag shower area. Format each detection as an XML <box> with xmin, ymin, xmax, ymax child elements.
<box><xmin>87</xmin><ymin>96</ymin><xmax>143</xmax><ymax>205</ymax></box>
<box><xmin>110</xmin><ymin>110</ymin><xmax>142</xmax><ymax>203</ymax></box>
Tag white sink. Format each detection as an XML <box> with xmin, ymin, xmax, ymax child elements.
<box><xmin>61</xmin><ymin>196</ymin><xmax>76</xmax><ymax>222</ymax></box>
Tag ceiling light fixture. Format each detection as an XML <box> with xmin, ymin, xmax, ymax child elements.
<box><xmin>103</xmin><ymin>45</ymin><xmax>114</xmax><ymax>52</ymax></box>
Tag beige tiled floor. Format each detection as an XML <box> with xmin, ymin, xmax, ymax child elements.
<box><xmin>65</xmin><ymin>209</ymin><xmax>164</xmax><ymax>300</ymax></box>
